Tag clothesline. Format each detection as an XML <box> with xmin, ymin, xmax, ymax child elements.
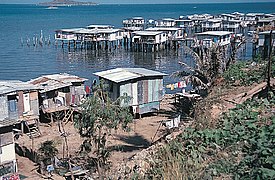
<box><xmin>165</xmin><ymin>80</ymin><xmax>189</xmax><ymax>91</ymax></box>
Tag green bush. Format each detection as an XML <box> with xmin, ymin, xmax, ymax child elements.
<box><xmin>146</xmin><ymin>95</ymin><xmax>275</xmax><ymax>179</ymax></box>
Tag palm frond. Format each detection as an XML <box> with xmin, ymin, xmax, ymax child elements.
<box><xmin>182</xmin><ymin>45</ymin><xmax>203</xmax><ymax>67</ymax></box>
<box><xmin>171</xmin><ymin>70</ymin><xmax>190</xmax><ymax>78</ymax></box>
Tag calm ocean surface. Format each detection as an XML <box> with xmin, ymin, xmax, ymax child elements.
<box><xmin>0</xmin><ymin>3</ymin><xmax>275</xmax><ymax>86</ymax></box>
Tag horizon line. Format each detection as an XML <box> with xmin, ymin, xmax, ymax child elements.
<box><xmin>1</xmin><ymin>1</ymin><xmax>275</xmax><ymax>5</ymax></box>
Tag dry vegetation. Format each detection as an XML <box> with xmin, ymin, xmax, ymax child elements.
<box><xmin>15</xmin><ymin>59</ymin><xmax>275</xmax><ymax>179</ymax></box>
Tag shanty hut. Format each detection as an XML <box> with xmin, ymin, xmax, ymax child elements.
<box><xmin>195</xmin><ymin>31</ymin><xmax>233</xmax><ymax>48</ymax></box>
<box><xmin>257</xmin><ymin>31</ymin><xmax>275</xmax><ymax>59</ymax></box>
<box><xmin>28</xmin><ymin>73</ymin><xmax>88</xmax><ymax>115</ymax></box>
<box><xmin>122</xmin><ymin>17</ymin><xmax>145</xmax><ymax>31</ymax></box>
<box><xmin>0</xmin><ymin>80</ymin><xmax>40</xmax><ymax>126</ymax></box>
<box><xmin>132</xmin><ymin>31</ymin><xmax>167</xmax><ymax>52</ymax></box>
<box><xmin>146</xmin><ymin>27</ymin><xmax>184</xmax><ymax>40</ymax></box>
<box><xmin>0</xmin><ymin>125</ymin><xmax>18</xmax><ymax>179</ymax></box>
<box><xmin>55</xmin><ymin>28</ymin><xmax>85</xmax><ymax>41</ymax></box>
<box><xmin>94</xmin><ymin>68</ymin><xmax>167</xmax><ymax>116</ymax></box>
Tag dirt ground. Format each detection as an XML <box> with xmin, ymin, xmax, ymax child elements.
<box><xmin>16</xmin><ymin>79</ymin><xmax>260</xmax><ymax>180</ymax></box>
<box><xmin>15</xmin><ymin>95</ymin><xmax>176</xmax><ymax>179</ymax></box>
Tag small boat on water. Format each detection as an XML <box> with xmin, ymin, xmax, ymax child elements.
<box><xmin>46</xmin><ymin>6</ymin><xmax>58</xmax><ymax>9</ymax></box>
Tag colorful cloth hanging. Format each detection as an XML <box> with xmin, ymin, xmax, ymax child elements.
<box><xmin>166</xmin><ymin>80</ymin><xmax>188</xmax><ymax>90</ymax></box>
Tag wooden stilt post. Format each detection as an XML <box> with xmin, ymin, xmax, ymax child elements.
<box><xmin>50</xmin><ymin>113</ymin><xmax>53</xmax><ymax>126</ymax></box>
<box><xmin>71</xmin><ymin>110</ymin><xmax>74</xmax><ymax>122</ymax></box>
<box><xmin>21</xmin><ymin>121</ymin><xmax>24</xmax><ymax>134</ymax></box>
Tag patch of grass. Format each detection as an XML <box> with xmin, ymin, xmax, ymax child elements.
<box><xmin>223</xmin><ymin>61</ymin><xmax>263</xmax><ymax>86</ymax></box>
<box><xmin>144</xmin><ymin>93</ymin><xmax>275</xmax><ymax>179</ymax></box>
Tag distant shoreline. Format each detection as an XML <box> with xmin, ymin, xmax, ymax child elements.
<box><xmin>38</xmin><ymin>0</ymin><xmax>98</xmax><ymax>6</ymax></box>
<box><xmin>38</xmin><ymin>4</ymin><xmax>98</xmax><ymax>6</ymax></box>
<box><xmin>1</xmin><ymin>2</ymin><xmax>275</xmax><ymax>5</ymax></box>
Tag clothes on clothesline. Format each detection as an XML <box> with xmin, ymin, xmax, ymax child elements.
<box><xmin>166</xmin><ymin>80</ymin><xmax>187</xmax><ymax>91</ymax></box>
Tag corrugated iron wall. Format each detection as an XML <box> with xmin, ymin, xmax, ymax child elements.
<box><xmin>8</xmin><ymin>99</ymin><xmax>18</xmax><ymax>120</ymax></box>
<box><xmin>137</xmin><ymin>81</ymin><xmax>143</xmax><ymax>105</ymax></box>
<box><xmin>120</xmin><ymin>83</ymin><xmax>132</xmax><ymax>106</ymax></box>
<box><xmin>153</xmin><ymin>79</ymin><xmax>159</xmax><ymax>101</ymax></box>
<box><xmin>137</xmin><ymin>78</ymin><xmax>163</xmax><ymax>105</ymax></box>
<box><xmin>17</xmin><ymin>91</ymin><xmax>24</xmax><ymax>117</ymax></box>
<box><xmin>0</xmin><ymin>96</ymin><xmax>9</xmax><ymax>120</ymax></box>
<box><xmin>132</xmin><ymin>82</ymin><xmax>138</xmax><ymax>105</ymax></box>
<box><xmin>65</xmin><ymin>93</ymin><xmax>71</xmax><ymax>106</ymax></box>
<box><xmin>148</xmin><ymin>80</ymin><xmax>153</xmax><ymax>103</ymax></box>
<box><xmin>118</xmin><ymin>77</ymin><xmax>164</xmax><ymax>114</ymax></box>
<box><xmin>0</xmin><ymin>132</ymin><xmax>14</xmax><ymax>145</ymax></box>
<box><xmin>30</xmin><ymin>91</ymin><xmax>39</xmax><ymax>116</ymax></box>
<box><xmin>143</xmin><ymin>80</ymin><xmax>148</xmax><ymax>104</ymax></box>
<box><xmin>159</xmin><ymin>79</ymin><xmax>164</xmax><ymax>99</ymax></box>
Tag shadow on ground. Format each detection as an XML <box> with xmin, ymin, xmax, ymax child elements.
<box><xmin>109</xmin><ymin>133</ymin><xmax>151</xmax><ymax>152</ymax></box>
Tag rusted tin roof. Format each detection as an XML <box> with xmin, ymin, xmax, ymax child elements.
<box><xmin>0</xmin><ymin>80</ymin><xmax>39</xmax><ymax>95</ymax></box>
<box><xmin>28</xmin><ymin>73</ymin><xmax>88</xmax><ymax>93</ymax></box>
<box><xmin>94</xmin><ymin>68</ymin><xmax>167</xmax><ymax>83</ymax></box>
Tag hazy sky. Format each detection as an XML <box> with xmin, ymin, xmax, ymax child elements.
<box><xmin>0</xmin><ymin>0</ymin><xmax>275</xmax><ymax>4</ymax></box>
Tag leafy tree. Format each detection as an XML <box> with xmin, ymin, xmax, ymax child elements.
<box><xmin>38</xmin><ymin>140</ymin><xmax>58</xmax><ymax>174</ymax></box>
<box><xmin>74</xmin><ymin>80</ymin><xmax>133</xmax><ymax>176</ymax></box>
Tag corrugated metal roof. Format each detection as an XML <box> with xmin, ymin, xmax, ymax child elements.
<box><xmin>28</xmin><ymin>73</ymin><xmax>88</xmax><ymax>93</ymax></box>
<box><xmin>55</xmin><ymin>28</ymin><xmax>85</xmax><ymax>33</ymax></box>
<box><xmin>133</xmin><ymin>31</ymin><xmax>163</xmax><ymax>36</ymax></box>
<box><xmin>94</xmin><ymin>68</ymin><xmax>167</xmax><ymax>83</ymax></box>
<box><xmin>175</xmin><ymin>19</ymin><xmax>192</xmax><ymax>22</ymax></box>
<box><xmin>86</xmin><ymin>24</ymin><xmax>114</xmax><ymax>29</ymax></box>
<box><xmin>75</xmin><ymin>28</ymin><xmax>121</xmax><ymax>34</ymax></box>
<box><xmin>206</xmin><ymin>18</ymin><xmax>222</xmax><ymax>23</ymax></box>
<box><xmin>161</xmin><ymin>18</ymin><xmax>175</xmax><ymax>21</ymax></box>
<box><xmin>196</xmin><ymin>31</ymin><xmax>232</xmax><ymax>36</ymax></box>
<box><xmin>146</xmin><ymin>27</ymin><xmax>180</xmax><ymax>31</ymax></box>
<box><xmin>0</xmin><ymin>80</ymin><xmax>39</xmax><ymax>95</ymax></box>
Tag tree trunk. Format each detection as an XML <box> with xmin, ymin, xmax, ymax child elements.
<box><xmin>267</xmin><ymin>30</ymin><xmax>273</xmax><ymax>99</ymax></box>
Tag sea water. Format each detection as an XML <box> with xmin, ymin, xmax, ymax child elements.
<box><xmin>0</xmin><ymin>3</ymin><xmax>274</xmax><ymax>87</ymax></box>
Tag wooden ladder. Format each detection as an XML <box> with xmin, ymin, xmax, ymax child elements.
<box><xmin>25</xmin><ymin>121</ymin><xmax>41</xmax><ymax>138</ymax></box>
<box><xmin>63</xmin><ymin>108</ymin><xmax>74</xmax><ymax>124</ymax></box>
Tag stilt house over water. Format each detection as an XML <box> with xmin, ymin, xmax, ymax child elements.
<box><xmin>0</xmin><ymin>80</ymin><xmax>40</xmax><ymax>130</ymax></box>
<box><xmin>94</xmin><ymin>68</ymin><xmax>167</xmax><ymax>116</ymax></box>
<box><xmin>155</xmin><ymin>18</ymin><xmax>176</xmax><ymax>27</ymax></box>
<box><xmin>131</xmin><ymin>31</ymin><xmax>167</xmax><ymax>52</ymax></box>
<box><xmin>146</xmin><ymin>27</ymin><xmax>184</xmax><ymax>41</ymax></box>
<box><xmin>195</xmin><ymin>31</ymin><xmax>233</xmax><ymax>48</ymax></box>
<box><xmin>122</xmin><ymin>17</ymin><xmax>145</xmax><ymax>31</ymax></box>
<box><xmin>28</xmin><ymin>73</ymin><xmax>87</xmax><ymax>123</ymax></box>
<box><xmin>55</xmin><ymin>28</ymin><xmax>84</xmax><ymax>41</ymax></box>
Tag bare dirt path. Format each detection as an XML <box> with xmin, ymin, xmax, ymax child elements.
<box><xmin>16</xmin><ymin>95</ymin><xmax>176</xmax><ymax>179</ymax></box>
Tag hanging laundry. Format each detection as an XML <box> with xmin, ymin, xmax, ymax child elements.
<box><xmin>85</xmin><ymin>85</ymin><xmax>91</xmax><ymax>94</ymax></box>
<box><xmin>182</xmin><ymin>88</ymin><xmax>186</xmax><ymax>93</ymax></box>
<box><xmin>178</xmin><ymin>81</ymin><xmax>184</xmax><ymax>88</ymax></box>
<box><xmin>174</xmin><ymin>83</ymin><xmax>178</xmax><ymax>88</ymax></box>
<box><xmin>171</xmin><ymin>84</ymin><xmax>174</xmax><ymax>90</ymax></box>
<box><xmin>183</xmin><ymin>81</ymin><xmax>187</xmax><ymax>87</ymax></box>
<box><xmin>178</xmin><ymin>81</ymin><xmax>181</xmax><ymax>88</ymax></box>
